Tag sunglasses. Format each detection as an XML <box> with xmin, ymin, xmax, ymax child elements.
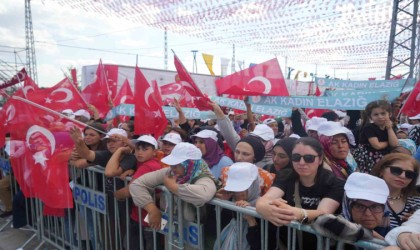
<box><xmin>291</xmin><ymin>154</ymin><xmax>319</xmax><ymax>163</ymax></box>
<box><xmin>389</xmin><ymin>166</ymin><xmax>418</xmax><ymax>180</ymax></box>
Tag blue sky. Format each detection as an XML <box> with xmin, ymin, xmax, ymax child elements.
<box><xmin>0</xmin><ymin>1</ymin><xmax>364</xmax><ymax>87</ymax></box>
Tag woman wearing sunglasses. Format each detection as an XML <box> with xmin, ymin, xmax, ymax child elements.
<box><xmin>312</xmin><ymin>173</ymin><xmax>390</xmax><ymax>244</ymax></box>
<box><xmin>256</xmin><ymin>137</ymin><xmax>345</xmax><ymax>249</ymax></box>
<box><xmin>371</xmin><ymin>153</ymin><xmax>420</xmax><ymax>229</ymax></box>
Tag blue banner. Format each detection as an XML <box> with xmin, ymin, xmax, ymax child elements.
<box><xmin>211</xmin><ymin>96</ymin><xmax>292</xmax><ymax>117</ymax></box>
<box><xmin>73</xmin><ymin>184</ymin><xmax>106</xmax><ymax>215</ymax></box>
<box><xmin>250</xmin><ymin>89</ymin><xmax>401</xmax><ymax>110</ymax></box>
<box><xmin>315</xmin><ymin>77</ymin><xmax>414</xmax><ymax>89</ymax></box>
<box><xmin>104</xmin><ymin>104</ymin><xmax>217</xmax><ymax>121</ymax></box>
<box><xmin>323</xmin><ymin>88</ymin><xmax>401</xmax><ymax>97</ymax></box>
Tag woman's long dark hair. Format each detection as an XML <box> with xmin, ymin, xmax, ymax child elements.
<box><xmin>83</xmin><ymin>122</ymin><xmax>107</xmax><ymax>150</ymax></box>
<box><xmin>277</xmin><ymin>137</ymin><xmax>324</xmax><ymax>183</ymax></box>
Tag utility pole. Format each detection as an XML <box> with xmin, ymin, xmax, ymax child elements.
<box><xmin>25</xmin><ymin>0</ymin><xmax>38</xmax><ymax>84</ymax></box>
<box><xmin>231</xmin><ymin>44</ymin><xmax>236</xmax><ymax>73</ymax></box>
<box><xmin>191</xmin><ymin>50</ymin><xmax>198</xmax><ymax>73</ymax></box>
<box><xmin>164</xmin><ymin>27</ymin><xmax>168</xmax><ymax>70</ymax></box>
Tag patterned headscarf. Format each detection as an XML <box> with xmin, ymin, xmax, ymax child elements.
<box><xmin>319</xmin><ymin>134</ymin><xmax>353</xmax><ymax>180</ymax></box>
<box><xmin>175</xmin><ymin>159</ymin><xmax>219</xmax><ymax>185</ymax></box>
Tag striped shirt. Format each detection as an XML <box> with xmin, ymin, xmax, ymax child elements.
<box><xmin>389</xmin><ymin>195</ymin><xmax>420</xmax><ymax>229</ymax></box>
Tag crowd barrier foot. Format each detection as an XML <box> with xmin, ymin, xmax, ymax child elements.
<box><xmin>0</xmin><ymin>217</ymin><xmax>12</xmax><ymax>231</ymax></box>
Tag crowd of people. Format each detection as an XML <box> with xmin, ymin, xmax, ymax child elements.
<box><xmin>1</xmin><ymin>97</ymin><xmax>420</xmax><ymax>250</ymax></box>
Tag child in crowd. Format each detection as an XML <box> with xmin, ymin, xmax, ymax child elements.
<box><xmin>353</xmin><ymin>100</ymin><xmax>399</xmax><ymax>173</ymax></box>
<box><xmin>215</xmin><ymin>162</ymin><xmax>265</xmax><ymax>250</ymax></box>
<box><xmin>110</xmin><ymin>135</ymin><xmax>163</xmax><ymax>250</ymax></box>
<box><xmin>129</xmin><ymin>143</ymin><xmax>219</xmax><ymax>250</ymax></box>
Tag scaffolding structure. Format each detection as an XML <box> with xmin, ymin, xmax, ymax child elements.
<box><xmin>24</xmin><ymin>0</ymin><xmax>38</xmax><ymax>84</ymax></box>
<box><xmin>385</xmin><ymin>0</ymin><xmax>419</xmax><ymax>79</ymax></box>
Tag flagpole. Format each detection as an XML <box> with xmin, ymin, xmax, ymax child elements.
<box><xmin>11</xmin><ymin>96</ymin><xmax>107</xmax><ymax>135</ymax></box>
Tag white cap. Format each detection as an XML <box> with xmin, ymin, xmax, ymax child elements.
<box><xmin>74</xmin><ymin>109</ymin><xmax>91</xmax><ymax>120</ymax></box>
<box><xmin>408</xmin><ymin>114</ymin><xmax>420</xmax><ymax>120</ymax></box>
<box><xmin>250</xmin><ymin>124</ymin><xmax>275</xmax><ymax>141</ymax></box>
<box><xmin>334</xmin><ymin>110</ymin><xmax>347</xmax><ymax>119</ymax></box>
<box><xmin>400</xmin><ymin>123</ymin><xmax>414</xmax><ymax>131</ymax></box>
<box><xmin>306</xmin><ymin>117</ymin><xmax>328</xmax><ymax>131</ymax></box>
<box><xmin>317</xmin><ymin>121</ymin><xmax>356</xmax><ymax>146</ymax></box>
<box><xmin>104</xmin><ymin>128</ymin><xmax>128</xmax><ymax>139</ymax></box>
<box><xmin>191</xmin><ymin>129</ymin><xmax>218</xmax><ymax>142</ymax></box>
<box><xmin>62</xmin><ymin>109</ymin><xmax>75</xmax><ymax>118</ymax></box>
<box><xmin>161</xmin><ymin>142</ymin><xmax>202</xmax><ymax>165</ymax></box>
<box><xmin>224</xmin><ymin>162</ymin><xmax>259</xmax><ymax>192</ymax></box>
<box><xmin>345</xmin><ymin>173</ymin><xmax>389</xmax><ymax>204</ymax></box>
<box><xmin>137</xmin><ymin>135</ymin><xmax>158</xmax><ymax>149</ymax></box>
<box><xmin>161</xmin><ymin>133</ymin><xmax>182</xmax><ymax>145</ymax></box>
<box><xmin>263</xmin><ymin>118</ymin><xmax>277</xmax><ymax>125</ymax></box>
<box><xmin>228</xmin><ymin>110</ymin><xmax>235</xmax><ymax>116</ymax></box>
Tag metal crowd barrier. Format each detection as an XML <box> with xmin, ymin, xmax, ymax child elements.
<box><xmin>1</xmin><ymin>163</ymin><xmax>390</xmax><ymax>250</ymax></box>
<box><xmin>0</xmin><ymin>152</ymin><xmax>43</xmax><ymax>249</ymax></box>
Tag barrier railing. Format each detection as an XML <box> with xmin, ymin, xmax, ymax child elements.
<box><xmin>1</xmin><ymin>163</ymin><xmax>390</xmax><ymax>250</ymax></box>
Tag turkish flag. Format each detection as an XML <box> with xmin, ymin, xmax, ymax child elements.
<box><xmin>113</xmin><ymin>78</ymin><xmax>134</xmax><ymax>106</ymax></box>
<box><xmin>29</xmin><ymin>78</ymin><xmax>89</xmax><ymax>112</ymax></box>
<box><xmin>82</xmin><ymin>59</ymin><xmax>112</xmax><ymax>118</ymax></box>
<box><xmin>305</xmin><ymin>86</ymin><xmax>328</xmax><ymax>118</ymax></box>
<box><xmin>173</xmin><ymin>54</ymin><xmax>212</xmax><ymax>110</ymax></box>
<box><xmin>113</xmin><ymin>78</ymin><xmax>134</xmax><ymax>122</ymax></box>
<box><xmin>134</xmin><ymin>66</ymin><xmax>167</xmax><ymax>138</ymax></box>
<box><xmin>160</xmin><ymin>81</ymin><xmax>184</xmax><ymax>95</ymax></box>
<box><xmin>0</xmin><ymin>110</ymin><xmax>5</xmax><ymax>148</ymax></box>
<box><xmin>13</xmin><ymin>76</ymin><xmax>39</xmax><ymax>99</ymax></box>
<box><xmin>6</xmin><ymin>96</ymin><xmax>83</xmax><ymax>210</ymax></box>
<box><xmin>400</xmin><ymin>79</ymin><xmax>420</xmax><ymax>117</ymax></box>
<box><xmin>215</xmin><ymin>58</ymin><xmax>289</xmax><ymax>97</ymax></box>
<box><xmin>0</xmin><ymin>68</ymin><xmax>28</xmax><ymax>90</ymax></box>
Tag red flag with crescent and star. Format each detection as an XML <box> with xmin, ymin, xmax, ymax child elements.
<box><xmin>29</xmin><ymin>78</ymin><xmax>88</xmax><ymax>112</ymax></box>
<box><xmin>13</xmin><ymin>76</ymin><xmax>39</xmax><ymax>99</ymax></box>
<box><xmin>113</xmin><ymin>78</ymin><xmax>134</xmax><ymax>122</ymax></box>
<box><xmin>6</xmin><ymin>96</ymin><xmax>82</xmax><ymax>211</ymax></box>
<box><xmin>82</xmin><ymin>59</ymin><xmax>112</xmax><ymax>118</ymax></box>
<box><xmin>215</xmin><ymin>58</ymin><xmax>289</xmax><ymax>97</ymax></box>
<box><xmin>113</xmin><ymin>78</ymin><xmax>134</xmax><ymax>106</ymax></box>
<box><xmin>133</xmin><ymin>66</ymin><xmax>167</xmax><ymax>138</ymax></box>
<box><xmin>305</xmin><ymin>86</ymin><xmax>328</xmax><ymax>118</ymax></box>
<box><xmin>173</xmin><ymin>53</ymin><xmax>212</xmax><ymax>110</ymax></box>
